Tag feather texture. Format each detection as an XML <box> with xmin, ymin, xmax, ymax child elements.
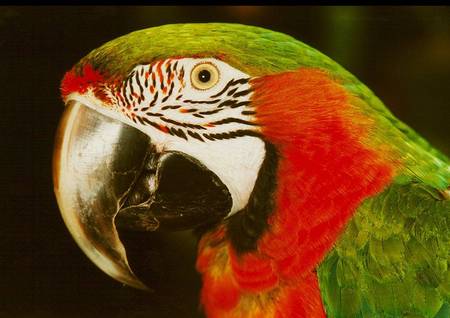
<box><xmin>318</xmin><ymin>181</ymin><xmax>450</xmax><ymax>317</ymax></box>
<box><xmin>60</xmin><ymin>23</ymin><xmax>450</xmax><ymax>317</ymax></box>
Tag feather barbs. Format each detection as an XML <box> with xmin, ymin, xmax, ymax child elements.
<box><xmin>197</xmin><ymin>67</ymin><xmax>397</xmax><ymax>317</ymax></box>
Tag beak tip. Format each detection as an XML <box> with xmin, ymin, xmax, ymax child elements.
<box><xmin>129</xmin><ymin>280</ymin><xmax>152</xmax><ymax>292</ymax></box>
<box><xmin>117</xmin><ymin>273</ymin><xmax>151</xmax><ymax>291</ymax></box>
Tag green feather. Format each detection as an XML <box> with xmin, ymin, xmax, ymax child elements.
<box><xmin>77</xmin><ymin>23</ymin><xmax>450</xmax><ymax>190</ymax></box>
<box><xmin>73</xmin><ymin>24</ymin><xmax>450</xmax><ymax>316</ymax></box>
<box><xmin>78</xmin><ymin>23</ymin><xmax>345</xmax><ymax>78</ymax></box>
<box><xmin>318</xmin><ymin>182</ymin><xmax>450</xmax><ymax>318</ymax></box>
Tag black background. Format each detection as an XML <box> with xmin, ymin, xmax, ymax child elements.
<box><xmin>1</xmin><ymin>6</ymin><xmax>449</xmax><ymax>318</ymax></box>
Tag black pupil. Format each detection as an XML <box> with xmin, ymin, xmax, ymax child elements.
<box><xmin>198</xmin><ymin>69</ymin><xmax>211</xmax><ymax>83</ymax></box>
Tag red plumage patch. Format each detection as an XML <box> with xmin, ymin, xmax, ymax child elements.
<box><xmin>229</xmin><ymin>248</ymin><xmax>279</xmax><ymax>292</ymax></box>
<box><xmin>198</xmin><ymin>68</ymin><xmax>396</xmax><ymax>317</ymax></box>
<box><xmin>60</xmin><ymin>64</ymin><xmax>110</xmax><ymax>103</ymax></box>
<box><xmin>275</xmin><ymin>272</ymin><xmax>326</xmax><ymax>318</ymax></box>
<box><xmin>252</xmin><ymin>69</ymin><xmax>394</xmax><ymax>279</ymax></box>
<box><xmin>201</xmin><ymin>271</ymin><xmax>241</xmax><ymax>315</ymax></box>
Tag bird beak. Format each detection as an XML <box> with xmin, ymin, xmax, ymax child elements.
<box><xmin>53</xmin><ymin>100</ymin><xmax>151</xmax><ymax>290</ymax></box>
<box><xmin>53</xmin><ymin>101</ymin><xmax>232</xmax><ymax>291</ymax></box>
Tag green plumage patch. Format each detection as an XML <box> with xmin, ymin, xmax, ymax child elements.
<box><xmin>77</xmin><ymin>23</ymin><xmax>450</xmax><ymax>190</ymax></box>
<box><xmin>78</xmin><ymin>23</ymin><xmax>347</xmax><ymax>79</ymax></box>
<box><xmin>318</xmin><ymin>181</ymin><xmax>450</xmax><ymax>318</ymax></box>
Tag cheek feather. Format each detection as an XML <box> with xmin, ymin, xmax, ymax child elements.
<box><xmin>251</xmin><ymin>69</ymin><xmax>350</xmax><ymax>143</ymax></box>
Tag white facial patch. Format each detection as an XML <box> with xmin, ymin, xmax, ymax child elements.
<box><xmin>67</xmin><ymin>57</ymin><xmax>266</xmax><ymax>216</ymax></box>
<box><xmin>143</xmin><ymin>127</ymin><xmax>265</xmax><ymax>216</ymax></box>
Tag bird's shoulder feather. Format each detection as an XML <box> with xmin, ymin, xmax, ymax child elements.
<box><xmin>318</xmin><ymin>177</ymin><xmax>450</xmax><ymax>318</ymax></box>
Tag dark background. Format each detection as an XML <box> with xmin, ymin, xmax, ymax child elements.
<box><xmin>1</xmin><ymin>6</ymin><xmax>449</xmax><ymax>318</ymax></box>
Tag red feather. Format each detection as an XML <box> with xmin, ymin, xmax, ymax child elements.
<box><xmin>198</xmin><ymin>68</ymin><xmax>396</xmax><ymax>317</ymax></box>
<box><xmin>60</xmin><ymin>64</ymin><xmax>111</xmax><ymax>103</ymax></box>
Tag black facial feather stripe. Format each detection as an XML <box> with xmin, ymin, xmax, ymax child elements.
<box><xmin>231</xmin><ymin>101</ymin><xmax>252</xmax><ymax>108</ymax></box>
<box><xmin>218</xmin><ymin>99</ymin><xmax>252</xmax><ymax>108</ymax></box>
<box><xmin>135</xmin><ymin>71</ymin><xmax>144</xmax><ymax>96</ymax></box>
<box><xmin>166</xmin><ymin>63</ymin><xmax>172</xmax><ymax>78</ymax></box>
<box><xmin>123</xmin><ymin>86</ymin><xmax>132</xmax><ymax>107</ymax></box>
<box><xmin>227</xmin><ymin>141</ymin><xmax>279</xmax><ymax>253</ymax></box>
<box><xmin>161</xmin><ymin>95</ymin><xmax>170</xmax><ymax>103</ymax></box>
<box><xmin>233</xmin><ymin>77</ymin><xmax>251</xmax><ymax>86</ymax></box>
<box><xmin>233</xmin><ymin>88</ymin><xmax>252</xmax><ymax>98</ymax></box>
<box><xmin>170</xmin><ymin>127</ymin><xmax>187</xmax><ymax>140</ymax></box>
<box><xmin>161</xmin><ymin>105</ymin><xmax>181</xmax><ymax>110</ymax></box>
<box><xmin>210</xmin><ymin>77</ymin><xmax>250</xmax><ymax>98</ymax></box>
<box><xmin>211</xmin><ymin>118</ymin><xmax>258</xmax><ymax>126</ymax></box>
<box><xmin>133</xmin><ymin>115</ymin><xmax>163</xmax><ymax>132</ymax></box>
<box><xmin>127</xmin><ymin>70</ymin><xmax>136</xmax><ymax>82</ymax></box>
<box><xmin>187</xmin><ymin>130</ymin><xmax>204</xmax><ymax>141</ymax></box>
<box><xmin>202</xmin><ymin>134</ymin><xmax>214</xmax><ymax>141</ymax></box>
<box><xmin>160</xmin><ymin>117</ymin><xmax>206</xmax><ymax>130</ymax></box>
<box><xmin>210</xmin><ymin>78</ymin><xmax>235</xmax><ymax>98</ymax></box>
<box><xmin>227</xmin><ymin>87</ymin><xmax>239</xmax><ymax>96</ymax></box>
<box><xmin>202</xmin><ymin>129</ymin><xmax>261</xmax><ymax>141</ymax></box>
<box><xmin>128</xmin><ymin>73</ymin><xmax>135</xmax><ymax>96</ymax></box>
<box><xmin>135</xmin><ymin>115</ymin><xmax>144</xmax><ymax>125</ymax></box>
<box><xmin>145</xmin><ymin>112</ymin><xmax>163</xmax><ymax>117</ymax></box>
<box><xmin>218</xmin><ymin>99</ymin><xmax>237</xmax><ymax>108</ymax></box>
<box><xmin>149</xmin><ymin>91</ymin><xmax>159</xmax><ymax>107</ymax></box>
<box><xmin>199</xmin><ymin>108</ymin><xmax>224</xmax><ymax>115</ymax></box>
<box><xmin>183</xmin><ymin>99</ymin><xmax>221</xmax><ymax>104</ymax></box>
<box><xmin>167</xmin><ymin>82</ymin><xmax>175</xmax><ymax>97</ymax></box>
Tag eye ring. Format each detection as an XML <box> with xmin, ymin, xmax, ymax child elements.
<box><xmin>190</xmin><ymin>62</ymin><xmax>220</xmax><ymax>90</ymax></box>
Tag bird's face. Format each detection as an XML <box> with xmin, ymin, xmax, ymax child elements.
<box><xmin>54</xmin><ymin>56</ymin><xmax>267</xmax><ymax>289</ymax></box>
<box><xmin>54</xmin><ymin>22</ymin><xmax>361</xmax><ymax>291</ymax></box>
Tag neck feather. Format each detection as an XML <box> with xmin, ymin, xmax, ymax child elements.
<box><xmin>197</xmin><ymin>68</ymin><xmax>397</xmax><ymax>317</ymax></box>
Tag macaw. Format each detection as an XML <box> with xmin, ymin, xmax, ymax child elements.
<box><xmin>53</xmin><ymin>23</ymin><xmax>450</xmax><ymax>318</ymax></box>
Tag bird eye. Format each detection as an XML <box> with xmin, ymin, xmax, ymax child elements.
<box><xmin>190</xmin><ymin>62</ymin><xmax>220</xmax><ymax>90</ymax></box>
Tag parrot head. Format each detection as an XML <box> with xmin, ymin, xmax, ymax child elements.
<box><xmin>54</xmin><ymin>23</ymin><xmax>400</xmax><ymax>294</ymax></box>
